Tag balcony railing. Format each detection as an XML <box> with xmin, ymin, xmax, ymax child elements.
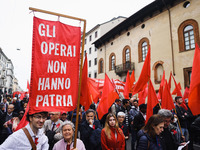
<box><xmin>115</xmin><ymin>61</ymin><xmax>135</xmax><ymax>76</ymax></box>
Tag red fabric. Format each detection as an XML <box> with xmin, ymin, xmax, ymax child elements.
<box><xmin>101</xmin><ymin>128</ymin><xmax>125</xmax><ymax>150</ymax></box>
<box><xmin>35</xmin><ymin>137</ymin><xmax>38</xmax><ymax>145</ymax></box>
<box><xmin>112</xmin><ymin>79</ymin><xmax>125</xmax><ymax>94</ymax></box>
<box><xmin>80</xmin><ymin>56</ymin><xmax>92</xmax><ymax>111</ymax></box>
<box><xmin>97</xmin><ymin>74</ymin><xmax>119</xmax><ymax>120</ymax></box>
<box><xmin>158</xmin><ymin>71</ymin><xmax>165</xmax><ymax>100</ymax></box>
<box><xmin>123</xmin><ymin>71</ymin><xmax>131</xmax><ymax>99</ymax></box>
<box><xmin>138</xmin><ymin>84</ymin><xmax>148</xmax><ymax>105</ymax></box>
<box><xmin>87</xmin><ymin>79</ymin><xmax>100</xmax><ymax>104</ymax></box>
<box><xmin>132</xmin><ymin>46</ymin><xmax>151</xmax><ymax>95</ymax></box>
<box><xmin>27</xmin><ymin>80</ymin><xmax>30</xmax><ymax>94</ymax></box>
<box><xmin>146</xmin><ymin>80</ymin><xmax>159</xmax><ymax>123</ymax></box>
<box><xmin>171</xmin><ymin>75</ymin><xmax>182</xmax><ymax>96</ymax></box>
<box><xmin>161</xmin><ymin>80</ymin><xmax>175</xmax><ymax>110</ymax></box>
<box><xmin>130</xmin><ymin>70</ymin><xmax>135</xmax><ymax>92</ymax></box>
<box><xmin>183</xmin><ymin>87</ymin><xmax>189</xmax><ymax>100</ymax></box>
<box><xmin>15</xmin><ymin>102</ymin><xmax>29</xmax><ymax>131</ymax></box>
<box><xmin>29</xmin><ymin>17</ymin><xmax>81</xmax><ymax>114</ymax></box>
<box><xmin>189</xmin><ymin>43</ymin><xmax>200</xmax><ymax>115</ymax></box>
<box><xmin>168</xmin><ymin>72</ymin><xmax>172</xmax><ymax>90</ymax></box>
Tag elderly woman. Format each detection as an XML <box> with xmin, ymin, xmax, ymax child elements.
<box><xmin>53</xmin><ymin>121</ymin><xmax>85</xmax><ymax>150</ymax></box>
<box><xmin>101</xmin><ymin>113</ymin><xmax>125</xmax><ymax>150</ymax></box>
<box><xmin>137</xmin><ymin>114</ymin><xmax>164</xmax><ymax>150</ymax></box>
<box><xmin>117</xmin><ymin>111</ymin><xmax>129</xmax><ymax>140</ymax></box>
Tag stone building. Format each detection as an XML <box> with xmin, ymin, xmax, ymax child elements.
<box><xmin>93</xmin><ymin>0</ymin><xmax>199</xmax><ymax>92</ymax></box>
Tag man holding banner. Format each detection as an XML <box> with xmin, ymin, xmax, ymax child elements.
<box><xmin>0</xmin><ymin>111</ymin><xmax>49</xmax><ymax>150</ymax></box>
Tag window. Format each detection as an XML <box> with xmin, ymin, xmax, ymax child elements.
<box><xmin>98</xmin><ymin>58</ymin><xmax>104</xmax><ymax>74</ymax></box>
<box><xmin>183</xmin><ymin>67</ymin><xmax>192</xmax><ymax>88</ymax></box>
<box><xmin>94</xmin><ymin>58</ymin><xmax>97</xmax><ymax>65</ymax></box>
<box><xmin>138</xmin><ymin>37</ymin><xmax>150</xmax><ymax>62</ymax></box>
<box><xmin>89</xmin><ymin>48</ymin><xmax>92</xmax><ymax>54</ymax></box>
<box><xmin>89</xmin><ymin>73</ymin><xmax>91</xmax><ymax>78</ymax></box>
<box><xmin>84</xmin><ymin>50</ymin><xmax>86</xmax><ymax>56</ymax></box>
<box><xmin>178</xmin><ymin>19</ymin><xmax>200</xmax><ymax>52</ymax></box>
<box><xmin>153</xmin><ymin>61</ymin><xmax>164</xmax><ymax>84</ymax></box>
<box><xmin>89</xmin><ymin>60</ymin><xmax>91</xmax><ymax>67</ymax></box>
<box><xmin>85</xmin><ymin>38</ymin><xmax>87</xmax><ymax>45</ymax></box>
<box><xmin>95</xmin><ymin>31</ymin><xmax>98</xmax><ymax>38</ymax></box>
<box><xmin>95</xmin><ymin>47</ymin><xmax>98</xmax><ymax>52</ymax></box>
<box><xmin>94</xmin><ymin>72</ymin><xmax>97</xmax><ymax>78</ymax></box>
<box><xmin>184</xmin><ymin>25</ymin><xmax>195</xmax><ymax>50</ymax></box>
<box><xmin>89</xmin><ymin>35</ymin><xmax>92</xmax><ymax>41</ymax></box>
<box><xmin>123</xmin><ymin>45</ymin><xmax>131</xmax><ymax>64</ymax></box>
<box><xmin>109</xmin><ymin>53</ymin><xmax>116</xmax><ymax>71</ymax></box>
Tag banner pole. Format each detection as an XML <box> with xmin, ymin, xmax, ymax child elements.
<box><xmin>29</xmin><ymin>7</ymin><xmax>86</xmax><ymax>148</ymax></box>
<box><xmin>73</xmin><ymin>19</ymin><xmax>86</xmax><ymax>148</ymax></box>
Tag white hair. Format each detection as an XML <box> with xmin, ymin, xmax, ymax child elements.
<box><xmin>117</xmin><ymin>111</ymin><xmax>125</xmax><ymax>117</ymax></box>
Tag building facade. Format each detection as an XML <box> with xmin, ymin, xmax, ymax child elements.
<box><xmin>94</xmin><ymin>0</ymin><xmax>200</xmax><ymax>93</ymax></box>
<box><xmin>82</xmin><ymin>16</ymin><xmax>126</xmax><ymax>78</ymax></box>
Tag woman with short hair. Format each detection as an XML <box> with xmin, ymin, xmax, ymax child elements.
<box><xmin>53</xmin><ymin>121</ymin><xmax>85</xmax><ymax>150</ymax></box>
<box><xmin>101</xmin><ymin>113</ymin><xmax>125</xmax><ymax>150</ymax></box>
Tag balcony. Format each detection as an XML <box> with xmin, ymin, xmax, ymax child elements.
<box><xmin>115</xmin><ymin>61</ymin><xmax>135</xmax><ymax>76</ymax></box>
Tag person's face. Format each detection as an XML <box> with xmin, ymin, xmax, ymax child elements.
<box><xmin>133</xmin><ymin>101</ymin><xmax>138</xmax><ymax>108</ymax></box>
<box><xmin>153</xmin><ymin>122</ymin><xmax>164</xmax><ymax>135</ymax></box>
<box><xmin>7</xmin><ymin>105</ymin><xmax>14</xmax><ymax>113</ymax></box>
<box><xmin>117</xmin><ymin>116</ymin><xmax>125</xmax><ymax>124</ymax></box>
<box><xmin>61</xmin><ymin>113</ymin><xmax>67</xmax><ymax>121</ymax></box>
<box><xmin>177</xmin><ymin>98</ymin><xmax>183</xmax><ymax>104</ymax></box>
<box><xmin>49</xmin><ymin>112</ymin><xmax>60</xmax><ymax>122</ymax></box>
<box><xmin>24</xmin><ymin>103</ymin><xmax>27</xmax><ymax>110</ymax></box>
<box><xmin>86</xmin><ymin>112</ymin><xmax>94</xmax><ymax>122</ymax></box>
<box><xmin>108</xmin><ymin>116</ymin><xmax>116</xmax><ymax>127</ymax></box>
<box><xmin>62</xmin><ymin>125</ymin><xmax>74</xmax><ymax>141</ymax></box>
<box><xmin>163</xmin><ymin>117</ymin><xmax>172</xmax><ymax>128</ymax></box>
<box><xmin>30</xmin><ymin>113</ymin><xmax>47</xmax><ymax>129</ymax></box>
<box><xmin>3</xmin><ymin>99</ymin><xmax>7</xmax><ymax>103</ymax></box>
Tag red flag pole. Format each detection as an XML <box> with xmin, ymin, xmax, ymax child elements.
<box><xmin>29</xmin><ymin>7</ymin><xmax>86</xmax><ymax>148</ymax></box>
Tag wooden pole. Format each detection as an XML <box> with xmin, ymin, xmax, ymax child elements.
<box><xmin>29</xmin><ymin>7</ymin><xmax>87</xmax><ymax>148</ymax></box>
<box><xmin>174</xmin><ymin>108</ymin><xmax>183</xmax><ymax>136</ymax></box>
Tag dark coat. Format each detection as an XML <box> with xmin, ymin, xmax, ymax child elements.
<box><xmin>137</xmin><ymin>130</ymin><xmax>163</xmax><ymax>150</ymax></box>
<box><xmin>132</xmin><ymin>112</ymin><xmax>145</xmax><ymax>133</ymax></box>
<box><xmin>80</xmin><ymin>119</ymin><xmax>102</xmax><ymax>150</ymax></box>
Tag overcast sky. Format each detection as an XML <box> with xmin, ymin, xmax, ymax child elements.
<box><xmin>0</xmin><ymin>0</ymin><xmax>154</xmax><ymax>90</ymax></box>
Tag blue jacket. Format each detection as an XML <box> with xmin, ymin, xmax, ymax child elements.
<box><xmin>136</xmin><ymin>130</ymin><xmax>163</xmax><ymax>150</ymax></box>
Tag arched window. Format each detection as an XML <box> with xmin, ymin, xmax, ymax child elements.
<box><xmin>109</xmin><ymin>53</ymin><xmax>116</xmax><ymax>71</ymax></box>
<box><xmin>125</xmin><ymin>49</ymin><xmax>130</xmax><ymax>62</ymax></box>
<box><xmin>98</xmin><ymin>58</ymin><xmax>104</xmax><ymax>74</ymax></box>
<box><xmin>153</xmin><ymin>61</ymin><xmax>164</xmax><ymax>84</ymax></box>
<box><xmin>178</xmin><ymin>19</ymin><xmax>199</xmax><ymax>52</ymax></box>
<box><xmin>138</xmin><ymin>38</ymin><xmax>150</xmax><ymax>62</ymax></box>
<box><xmin>123</xmin><ymin>46</ymin><xmax>131</xmax><ymax>70</ymax></box>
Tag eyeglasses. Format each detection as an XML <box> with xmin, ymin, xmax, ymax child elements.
<box><xmin>33</xmin><ymin>115</ymin><xmax>47</xmax><ymax>120</ymax></box>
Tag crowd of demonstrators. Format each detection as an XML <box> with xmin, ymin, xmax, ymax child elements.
<box><xmin>136</xmin><ymin>114</ymin><xmax>164</xmax><ymax>150</ymax></box>
<box><xmin>101</xmin><ymin>113</ymin><xmax>125</xmax><ymax>150</ymax></box>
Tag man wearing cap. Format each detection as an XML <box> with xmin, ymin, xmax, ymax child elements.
<box><xmin>0</xmin><ymin>111</ymin><xmax>49</xmax><ymax>149</ymax></box>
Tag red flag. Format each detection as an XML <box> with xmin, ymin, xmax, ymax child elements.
<box><xmin>189</xmin><ymin>43</ymin><xmax>200</xmax><ymax>115</ymax></box>
<box><xmin>168</xmin><ymin>72</ymin><xmax>172</xmax><ymax>90</ymax></box>
<box><xmin>97</xmin><ymin>74</ymin><xmax>119</xmax><ymax>119</ymax></box>
<box><xmin>80</xmin><ymin>56</ymin><xmax>93</xmax><ymax>111</ymax></box>
<box><xmin>15</xmin><ymin>102</ymin><xmax>29</xmax><ymax>131</ymax></box>
<box><xmin>146</xmin><ymin>80</ymin><xmax>159</xmax><ymax>123</ymax></box>
<box><xmin>132</xmin><ymin>46</ymin><xmax>151</xmax><ymax>95</ymax></box>
<box><xmin>183</xmin><ymin>87</ymin><xmax>189</xmax><ymax>101</ymax></box>
<box><xmin>172</xmin><ymin>81</ymin><xmax>182</xmax><ymax>96</ymax></box>
<box><xmin>123</xmin><ymin>71</ymin><xmax>131</xmax><ymax>99</ymax></box>
<box><xmin>161</xmin><ymin>80</ymin><xmax>175</xmax><ymax>110</ymax></box>
<box><xmin>158</xmin><ymin>70</ymin><xmax>165</xmax><ymax>100</ymax></box>
<box><xmin>138</xmin><ymin>84</ymin><xmax>148</xmax><ymax>105</ymax></box>
<box><xmin>130</xmin><ymin>70</ymin><xmax>135</xmax><ymax>90</ymax></box>
<box><xmin>29</xmin><ymin>17</ymin><xmax>81</xmax><ymax>114</ymax></box>
<box><xmin>88</xmin><ymin>79</ymin><xmax>100</xmax><ymax>104</ymax></box>
<box><xmin>27</xmin><ymin>80</ymin><xmax>30</xmax><ymax>94</ymax></box>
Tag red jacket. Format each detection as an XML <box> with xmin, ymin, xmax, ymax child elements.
<box><xmin>101</xmin><ymin>127</ymin><xmax>125</xmax><ymax>150</ymax></box>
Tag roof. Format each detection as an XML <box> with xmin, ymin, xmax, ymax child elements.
<box><xmin>93</xmin><ymin>0</ymin><xmax>184</xmax><ymax>48</ymax></box>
